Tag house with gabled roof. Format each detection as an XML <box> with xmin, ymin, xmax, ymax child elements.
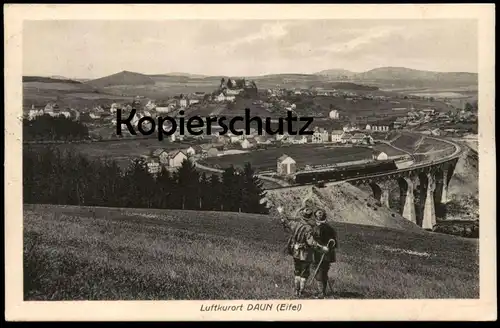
<box><xmin>150</xmin><ymin>148</ymin><xmax>170</xmax><ymax>165</ymax></box>
<box><xmin>330</xmin><ymin>130</ymin><xmax>344</xmax><ymax>143</ymax></box>
<box><xmin>352</xmin><ymin>133</ymin><xmax>367</xmax><ymax>144</ymax></box>
<box><xmin>372</xmin><ymin>150</ymin><xmax>388</xmax><ymax>161</ymax></box>
<box><xmin>167</xmin><ymin>150</ymin><xmax>188</xmax><ymax>168</ymax></box>
<box><xmin>277</xmin><ymin>154</ymin><xmax>297</xmax><ymax>176</ymax></box>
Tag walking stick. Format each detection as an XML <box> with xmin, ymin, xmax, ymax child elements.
<box><xmin>305</xmin><ymin>239</ymin><xmax>336</xmax><ymax>293</ymax></box>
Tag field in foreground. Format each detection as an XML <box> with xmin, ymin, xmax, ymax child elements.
<box><xmin>24</xmin><ymin>204</ymin><xmax>479</xmax><ymax>300</ymax></box>
<box><xmin>24</xmin><ymin>205</ymin><xmax>479</xmax><ymax>300</ymax></box>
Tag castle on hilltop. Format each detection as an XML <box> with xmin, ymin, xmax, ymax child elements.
<box><xmin>219</xmin><ymin>77</ymin><xmax>258</xmax><ymax>97</ymax></box>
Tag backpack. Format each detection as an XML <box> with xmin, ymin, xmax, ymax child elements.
<box><xmin>284</xmin><ymin>220</ymin><xmax>311</xmax><ymax>256</ymax></box>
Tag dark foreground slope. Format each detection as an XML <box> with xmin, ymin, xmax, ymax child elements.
<box><xmin>24</xmin><ymin>204</ymin><xmax>479</xmax><ymax>300</ymax></box>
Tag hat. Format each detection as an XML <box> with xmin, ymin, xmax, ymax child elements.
<box><xmin>314</xmin><ymin>208</ymin><xmax>327</xmax><ymax>223</ymax></box>
<box><xmin>301</xmin><ymin>207</ymin><xmax>313</xmax><ymax>219</ymax></box>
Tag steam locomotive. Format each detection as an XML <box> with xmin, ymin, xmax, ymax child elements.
<box><xmin>294</xmin><ymin>160</ymin><xmax>398</xmax><ymax>186</ymax></box>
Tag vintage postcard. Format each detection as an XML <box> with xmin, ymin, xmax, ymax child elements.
<box><xmin>4</xmin><ymin>3</ymin><xmax>496</xmax><ymax>321</ymax></box>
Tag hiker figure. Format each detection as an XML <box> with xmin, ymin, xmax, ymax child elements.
<box><xmin>276</xmin><ymin>206</ymin><xmax>329</xmax><ymax>298</ymax></box>
<box><xmin>311</xmin><ymin>208</ymin><xmax>338</xmax><ymax>298</ymax></box>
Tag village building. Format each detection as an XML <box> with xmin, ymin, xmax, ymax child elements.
<box><xmin>215</xmin><ymin>92</ymin><xmax>236</xmax><ymax>102</ymax></box>
<box><xmin>226</xmin><ymin>89</ymin><xmax>243</xmax><ymax>96</ymax></box>
<box><xmin>44</xmin><ymin>102</ymin><xmax>58</xmax><ymax>112</ymax></box>
<box><xmin>343</xmin><ymin>124</ymin><xmax>359</xmax><ymax>132</ymax></box>
<box><xmin>275</xmin><ymin>134</ymin><xmax>286</xmax><ymax>142</ymax></box>
<box><xmin>156</xmin><ymin>104</ymin><xmax>174</xmax><ymax>113</ymax></box>
<box><xmin>291</xmin><ymin>135</ymin><xmax>308</xmax><ymax>144</ymax></box>
<box><xmin>146</xmin><ymin>158</ymin><xmax>161</xmax><ymax>176</ymax></box>
<box><xmin>110</xmin><ymin>103</ymin><xmax>121</xmax><ymax>113</ymax></box>
<box><xmin>351</xmin><ymin>133</ymin><xmax>367</xmax><ymax>144</ymax></box>
<box><xmin>145</xmin><ymin>100</ymin><xmax>156</xmax><ymax>111</ymax></box>
<box><xmin>393</xmin><ymin>117</ymin><xmax>407</xmax><ymax>129</ymax></box>
<box><xmin>283</xmin><ymin>135</ymin><xmax>305</xmax><ymax>145</ymax></box>
<box><xmin>240</xmin><ymin>138</ymin><xmax>255</xmax><ymax>149</ymax></box>
<box><xmin>89</xmin><ymin>112</ymin><xmax>101</xmax><ymax>119</ymax></box>
<box><xmin>311</xmin><ymin>130</ymin><xmax>323</xmax><ymax>143</ymax></box>
<box><xmin>230</xmin><ymin>135</ymin><xmax>242</xmax><ymax>144</ymax></box>
<box><xmin>422</xmin><ymin>108</ymin><xmax>436</xmax><ymax>115</ymax></box>
<box><xmin>151</xmin><ymin>148</ymin><xmax>171</xmax><ymax>165</ymax></box>
<box><xmin>59</xmin><ymin>111</ymin><xmax>71</xmax><ymax>119</ymax></box>
<box><xmin>193</xmin><ymin>91</ymin><xmax>206</xmax><ymax>98</ymax></box>
<box><xmin>277</xmin><ymin>154</ymin><xmax>297</xmax><ymax>176</ymax></box>
<box><xmin>330</xmin><ymin>130</ymin><xmax>344</xmax><ymax>143</ymax></box>
<box><xmin>329</xmin><ymin>110</ymin><xmax>340</xmax><ymax>120</ymax></box>
<box><xmin>70</xmin><ymin>109</ymin><xmax>81</xmax><ymax>121</ymax></box>
<box><xmin>372</xmin><ymin>151</ymin><xmax>388</xmax><ymax>161</ymax></box>
<box><xmin>319</xmin><ymin>128</ymin><xmax>330</xmax><ymax>142</ymax></box>
<box><xmin>371</xmin><ymin>125</ymin><xmax>390</xmax><ymax>132</ymax></box>
<box><xmin>28</xmin><ymin>108</ymin><xmax>45</xmax><ymax>120</ymax></box>
<box><xmin>431</xmin><ymin>128</ymin><xmax>441</xmax><ymax>136</ymax></box>
<box><xmin>216</xmin><ymin>135</ymin><xmax>231</xmax><ymax>145</ymax></box>
<box><xmin>167</xmin><ymin>150</ymin><xmax>188</xmax><ymax>168</ymax></box>
<box><xmin>254</xmin><ymin>135</ymin><xmax>271</xmax><ymax>145</ymax></box>
<box><xmin>341</xmin><ymin>133</ymin><xmax>353</xmax><ymax>144</ymax></box>
<box><xmin>185</xmin><ymin>146</ymin><xmax>196</xmax><ymax>156</ymax></box>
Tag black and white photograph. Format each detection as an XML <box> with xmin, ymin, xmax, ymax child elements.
<box><xmin>5</xmin><ymin>4</ymin><xmax>496</xmax><ymax>322</ymax></box>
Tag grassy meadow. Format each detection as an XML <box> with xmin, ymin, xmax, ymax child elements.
<box><xmin>24</xmin><ymin>204</ymin><xmax>479</xmax><ymax>300</ymax></box>
<box><xmin>200</xmin><ymin>144</ymin><xmax>374</xmax><ymax>171</ymax></box>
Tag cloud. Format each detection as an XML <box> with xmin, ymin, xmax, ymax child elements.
<box><xmin>223</xmin><ymin>21</ymin><xmax>290</xmax><ymax>50</ymax></box>
<box><xmin>318</xmin><ymin>25</ymin><xmax>405</xmax><ymax>55</ymax></box>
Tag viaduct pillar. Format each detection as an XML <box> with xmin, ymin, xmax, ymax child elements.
<box><xmin>369</xmin><ymin>181</ymin><xmax>391</xmax><ymax>208</ymax></box>
<box><xmin>422</xmin><ymin>173</ymin><xmax>437</xmax><ymax>230</ymax></box>
<box><xmin>401</xmin><ymin>177</ymin><xmax>417</xmax><ymax>224</ymax></box>
<box><xmin>441</xmin><ymin>167</ymin><xmax>449</xmax><ymax>204</ymax></box>
<box><xmin>380</xmin><ymin>186</ymin><xmax>390</xmax><ymax>208</ymax></box>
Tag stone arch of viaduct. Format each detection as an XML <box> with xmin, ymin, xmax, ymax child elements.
<box><xmin>350</xmin><ymin>158</ymin><xmax>459</xmax><ymax>230</ymax></box>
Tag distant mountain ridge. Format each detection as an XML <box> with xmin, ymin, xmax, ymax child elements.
<box><xmin>317</xmin><ymin>66</ymin><xmax>477</xmax><ymax>84</ymax></box>
<box><xmin>353</xmin><ymin>67</ymin><xmax>477</xmax><ymax>81</ymax></box>
<box><xmin>157</xmin><ymin>72</ymin><xmax>208</xmax><ymax>78</ymax></box>
<box><xmin>85</xmin><ymin>70</ymin><xmax>155</xmax><ymax>88</ymax></box>
<box><xmin>23</xmin><ymin>76</ymin><xmax>83</xmax><ymax>84</ymax></box>
<box><xmin>25</xmin><ymin>66</ymin><xmax>477</xmax><ymax>88</ymax></box>
<box><xmin>315</xmin><ymin>69</ymin><xmax>357</xmax><ymax>78</ymax></box>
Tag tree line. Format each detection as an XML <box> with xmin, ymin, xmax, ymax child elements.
<box><xmin>23</xmin><ymin>146</ymin><xmax>269</xmax><ymax>214</ymax></box>
<box><xmin>23</xmin><ymin>115</ymin><xmax>89</xmax><ymax>142</ymax></box>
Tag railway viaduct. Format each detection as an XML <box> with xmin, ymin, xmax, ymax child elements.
<box><xmin>268</xmin><ymin>136</ymin><xmax>463</xmax><ymax>230</ymax></box>
<box><xmin>349</xmin><ymin>157</ymin><xmax>459</xmax><ymax>229</ymax></box>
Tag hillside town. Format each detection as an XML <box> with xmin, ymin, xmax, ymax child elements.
<box><xmin>24</xmin><ymin>76</ymin><xmax>478</xmax><ymax>177</ymax></box>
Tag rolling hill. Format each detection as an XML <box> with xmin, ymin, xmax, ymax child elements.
<box><xmin>85</xmin><ymin>70</ymin><xmax>156</xmax><ymax>88</ymax></box>
<box><xmin>353</xmin><ymin>67</ymin><xmax>478</xmax><ymax>83</ymax></box>
<box><xmin>155</xmin><ymin>72</ymin><xmax>209</xmax><ymax>78</ymax></box>
<box><xmin>24</xmin><ymin>204</ymin><xmax>478</xmax><ymax>300</ymax></box>
<box><xmin>23</xmin><ymin>76</ymin><xmax>84</xmax><ymax>84</ymax></box>
<box><xmin>315</xmin><ymin>68</ymin><xmax>357</xmax><ymax>78</ymax></box>
<box><xmin>26</xmin><ymin>65</ymin><xmax>477</xmax><ymax>102</ymax></box>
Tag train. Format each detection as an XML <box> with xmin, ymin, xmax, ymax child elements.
<box><xmin>294</xmin><ymin>160</ymin><xmax>398</xmax><ymax>186</ymax></box>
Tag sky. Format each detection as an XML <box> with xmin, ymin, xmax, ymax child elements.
<box><xmin>23</xmin><ymin>19</ymin><xmax>478</xmax><ymax>79</ymax></box>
